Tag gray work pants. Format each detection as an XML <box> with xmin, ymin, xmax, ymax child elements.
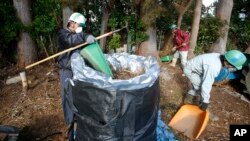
<box><xmin>183</xmin><ymin>63</ymin><xmax>202</xmax><ymax>96</ymax></box>
<box><xmin>59</xmin><ymin>69</ymin><xmax>74</xmax><ymax>125</ymax></box>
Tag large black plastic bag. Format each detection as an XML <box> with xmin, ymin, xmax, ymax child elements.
<box><xmin>69</xmin><ymin>52</ymin><xmax>160</xmax><ymax>141</ymax></box>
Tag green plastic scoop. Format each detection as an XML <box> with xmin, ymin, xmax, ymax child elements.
<box><xmin>80</xmin><ymin>43</ymin><xmax>113</xmax><ymax>77</ymax></box>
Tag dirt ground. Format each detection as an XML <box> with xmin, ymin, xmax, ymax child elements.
<box><xmin>0</xmin><ymin>61</ymin><xmax>249</xmax><ymax>141</ymax></box>
<box><xmin>159</xmin><ymin>62</ymin><xmax>250</xmax><ymax>141</ymax></box>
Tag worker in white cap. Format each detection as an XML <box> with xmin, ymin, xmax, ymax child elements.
<box><xmin>57</xmin><ymin>12</ymin><xmax>96</xmax><ymax>125</ymax></box>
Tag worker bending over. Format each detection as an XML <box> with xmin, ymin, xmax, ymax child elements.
<box><xmin>183</xmin><ymin>50</ymin><xmax>246</xmax><ymax>111</ymax></box>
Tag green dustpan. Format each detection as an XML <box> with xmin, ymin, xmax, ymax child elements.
<box><xmin>161</xmin><ymin>55</ymin><xmax>173</xmax><ymax>62</ymax></box>
<box><xmin>80</xmin><ymin>43</ymin><xmax>113</xmax><ymax>77</ymax></box>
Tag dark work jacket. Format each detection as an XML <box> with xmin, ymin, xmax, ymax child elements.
<box><xmin>57</xmin><ymin>28</ymin><xmax>88</xmax><ymax>69</ymax></box>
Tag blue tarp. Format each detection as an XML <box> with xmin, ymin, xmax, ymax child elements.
<box><xmin>157</xmin><ymin>111</ymin><xmax>178</xmax><ymax>141</ymax></box>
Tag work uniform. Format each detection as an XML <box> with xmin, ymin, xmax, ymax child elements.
<box><xmin>57</xmin><ymin>28</ymin><xmax>88</xmax><ymax>124</ymax></box>
<box><xmin>173</xmin><ymin>29</ymin><xmax>190</xmax><ymax>67</ymax></box>
<box><xmin>183</xmin><ymin>53</ymin><xmax>222</xmax><ymax>104</ymax></box>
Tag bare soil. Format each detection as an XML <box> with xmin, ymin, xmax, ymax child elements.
<box><xmin>0</xmin><ymin>61</ymin><xmax>249</xmax><ymax>141</ymax></box>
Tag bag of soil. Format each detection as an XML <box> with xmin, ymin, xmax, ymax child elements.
<box><xmin>68</xmin><ymin>52</ymin><xmax>160</xmax><ymax>141</ymax></box>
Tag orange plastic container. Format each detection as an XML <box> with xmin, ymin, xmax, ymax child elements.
<box><xmin>169</xmin><ymin>104</ymin><xmax>209</xmax><ymax>139</ymax></box>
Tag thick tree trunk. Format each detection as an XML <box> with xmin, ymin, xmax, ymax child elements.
<box><xmin>63</xmin><ymin>6</ymin><xmax>73</xmax><ymax>28</ymax></box>
<box><xmin>138</xmin><ymin>27</ymin><xmax>159</xmax><ymax>59</ymax></box>
<box><xmin>13</xmin><ymin>0</ymin><xmax>37</xmax><ymax>68</ymax></box>
<box><xmin>100</xmin><ymin>13</ymin><xmax>109</xmax><ymax>52</ymax></box>
<box><xmin>188</xmin><ymin>0</ymin><xmax>202</xmax><ymax>58</ymax></box>
<box><xmin>100</xmin><ymin>1</ymin><xmax>113</xmax><ymax>52</ymax></box>
<box><xmin>209</xmin><ymin>0</ymin><xmax>233</xmax><ymax>53</ymax></box>
<box><xmin>136</xmin><ymin>0</ymin><xmax>159</xmax><ymax>59</ymax></box>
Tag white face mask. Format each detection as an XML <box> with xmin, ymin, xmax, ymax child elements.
<box><xmin>75</xmin><ymin>27</ymin><xmax>82</xmax><ymax>33</ymax></box>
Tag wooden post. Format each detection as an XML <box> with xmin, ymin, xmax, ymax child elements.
<box><xmin>19</xmin><ymin>71</ymin><xmax>28</xmax><ymax>88</ymax></box>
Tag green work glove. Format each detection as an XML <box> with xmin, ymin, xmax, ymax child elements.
<box><xmin>199</xmin><ymin>102</ymin><xmax>209</xmax><ymax>111</ymax></box>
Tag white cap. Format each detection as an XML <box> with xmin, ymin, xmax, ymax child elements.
<box><xmin>68</xmin><ymin>12</ymin><xmax>86</xmax><ymax>27</ymax></box>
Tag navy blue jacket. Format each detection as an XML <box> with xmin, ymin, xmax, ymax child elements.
<box><xmin>57</xmin><ymin>28</ymin><xmax>88</xmax><ymax>69</ymax></box>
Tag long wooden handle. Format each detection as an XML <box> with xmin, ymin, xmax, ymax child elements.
<box><xmin>25</xmin><ymin>30</ymin><xmax>120</xmax><ymax>70</ymax></box>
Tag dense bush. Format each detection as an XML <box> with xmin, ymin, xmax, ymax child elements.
<box><xmin>30</xmin><ymin>0</ymin><xmax>62</xmax><ymax>57</ymax></box>
<box><xmin>107</xmin><ymin>13</ymin><xmax>148</xmax><ymax>52</ymax></box>
<box><xmin>0</xmin><ymin>0</ymin><xmax>62</xmax><ymax>68</ymax></box>
<box><xmin>229</xmin><ymin>20</ymin><xmax>250</xmax><ymax>51</ymax></box>
<box><xmin>228</xmin><ymin>0</ymin><xmax>250</xmax><ymax>52</ymax></box>
<box><xmin>195</xmin><ymin>16</ymin><xmax>221</xmax><ymax>54</ymax></box>
<box><xmin>108</xmin><ymin>33</ymin><xmax>121</xmax><ymax>51</ymax></box>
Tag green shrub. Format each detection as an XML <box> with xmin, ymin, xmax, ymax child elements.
<box><xmin>229</xmin><ymin>21</ymin><xmax>250</xmax><ymax>51</ymax></box>
<box><xmin>107</xmin><ymin>33</ymin><xmax>121</xmax><ymax>51</ymax></box>
<box><xmin>0</xmin><ymin>1</ymin><xmax>22</xmax><ymax>67</ymax></box>
<box><xmin>195</xmin><ymin>16</ymin><xmax>221</xmax><ymax>54</ymax></box>
<box><xmin>30</xmin><ymin>0</ymin><xmax>62</xmax><ymax>56</ymax></box>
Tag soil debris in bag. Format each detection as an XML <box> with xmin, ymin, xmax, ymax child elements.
<box><xmin>113</xmin><ymin>68</ymin><xmax>145</xmax><ymax>80</ymax></box>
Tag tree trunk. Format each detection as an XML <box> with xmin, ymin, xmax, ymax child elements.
<box><xmin>100</xmin><ymin>1</ymin><xmax>110</xmax><ymax>52</ymax></box>
<box><xmin>13</xmin><ymin>0</ymin><xmax>37</xmax><ymax>68</ymax></box>
<box><xmin>63</xmin><ymin>6</ymin><xmax>73</xmax><ymax>28</ymax></box>
<box><xmin>136</xmin><ymin>0</ymin><xmax>159</xmax><ymax>59</ymax></box>
<box><xmin>99</xmin><ymin>12</ymin><xmax>109</xmax><ymax>52</ymax></box>
<box><xmin>99</xmin><ymin>1</ymin><xmax>113</xmax><ymax>52</ymax></box>
<box><xmin>188</xmin><ymin>0</ymin><xmax>202</xmax><ymax>58</ymax></box>
<box><xmin>138</xmin><ymin>27</ymin><xmax>159</xmax><ymax>59</ymax></box>
<box><xmin>209</xmin><ymin>0</ymin><xmax>233</xmax><ymax>53</ymax></box>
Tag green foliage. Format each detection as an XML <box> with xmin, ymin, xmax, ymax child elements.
<box><xmin>229</xmin><ymin>20</ymin><xmax>250</xmax><ymax>51</ymax></box>
<box><xmin>156</xmin><ymin>5</ymin><xmax>176</xmax><ymax>31</ymax></box>
<box><xmin>30</xmin><ymin>0</ymin><xmax>62</xmax><ymax>56</ymax></box>
<box><xmin>30</xmin><ymin>15</ymin><xmax>58</xmax><ymax>37</ymax></box>
<box><xmin>156</xmin><ymin>16</ymin><xmax>173</xmax><ymax>31</ymax></box>
<box><xmin>31</xmin><ymin>0</ymin><xmax>62</xmax><ymax>33</ymax></box>
<box><xmin>229</xmin><ymin>0</ymin><xmax>250</xmax><ymax>51</ymax></box>
<box><xmin>226</xmin><ymin>39</ymin><xmax>237</xmax><ymax>51</ymax></box>
<box><xmin>231</xmin><ymin>0</ymin><xmax>247</xmax><ymax>23</ymax></box>
<box><xmin>0</xmin><ymin>1</ymin><xmax>22</xmax><ymax>67</ymax></box>
<box><xmin>107</xmin><ymin>33</ymin><xmax>121</xmax><ymax>50</ymax></box>
<box><xmin>106</xmin><ymin>15</ymin><xmax>124</xmax><ymax>51</ymax></box>
<box><xmin>195</xmin><ymin>16</ymin><xmax>221</xmax><ymax>54</ymax></box>
<box><xmin>108</xmin><ymin>17</ymin><xmax>119</xmax><ymax>30</ymax></box>
<box><xmin>0</xmin><ymin>1</ymin><xmax>22</xmax><ymax>47</ymax></box>
<box><xmin>141</xmin><ymin>0</ymin><xmax>166</xmax><ymax>28</ymax></box>
<box><xmin>108</xmin><ymin>12</ymin><xmax>148</xmax><ymax>47</ymax></box>
<box><xmin>128</xmin><ymin>18</ymin><xmax>149</xmax><ymax>46</ymax></box>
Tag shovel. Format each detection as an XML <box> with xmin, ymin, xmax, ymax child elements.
<box><xmin>169</xmin><ymin>104</ymin><xmax>209</xmax><ymax>140</ymax></box>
